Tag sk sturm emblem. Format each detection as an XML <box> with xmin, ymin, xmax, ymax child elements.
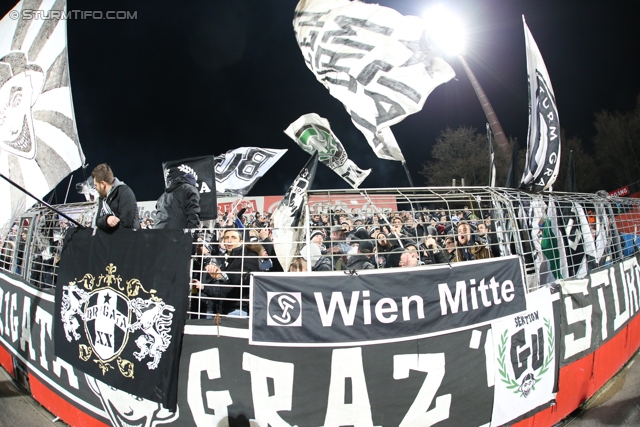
<box><xmin>60</xmin><ymin>263</ymin><xmax>175</xmax><ymax>378</ymax></box>
<box><xmin>497</xmin><ymin>318</ymin><xmax>555</xmax><ymax>397</ymax></box>
<box><xmin>267</xmin><ymin>292</ymin><xmax>302</xmax><ymax>327</ymax></box>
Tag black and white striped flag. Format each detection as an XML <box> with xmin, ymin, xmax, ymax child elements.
<box><xmin>520</xmin><ymin>16</ymin><xmax>561</xmax><ymax>192</ymax></box>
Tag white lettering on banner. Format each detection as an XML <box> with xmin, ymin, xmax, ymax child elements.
<box><xmin>188</xmin><ymin>349</ymin><xmax>232</xmax><ymax>427</ymax></box>
<box><xmin>315</xmin><ymin>291</ymin><xmax>359</xmax><ymax>327</ymax></box>
<box><xmin>484</xmin><ymin>332</ymin><xmax>495</xmax><ymax>388</ymax></box>
<box><xmin>375</xmin><ymin>298</ymin><xmax>398</xmax><ymax>324</ymax></box>
<box><xmin>323</xmin><ymin>347</ymin><xmax>377</xmax><ymax>427</ymax></box>
<box><xmin>562</xmin><ymin>279</ymin><xmax>592</xmax><ymax>359</ymax></box>
<box><xmin>402</xmin><ymin>296</ymin><xmax>424</xmax><ymax>321</ymax></box>
<box><xmin>611</xmin><ymin>265</ymin><xmax>630</xmax><ymax>330</ymax></box>
<box><xmin>438</xmin><ymin>278</ymin><xmax>514</xmax><ymax>315</ymax></box>
<box><xmin>52</xmin><ymin>357</ymin><xmax>79</xmax><ymax>389</ymax></box>
<box><xmin>35</xmin><ymin>306</ymin><xmax>52</xmax><ymax>371</ymax></box>
<box><xmin>622</xmin><ymin>258</ymin><xmax>640</xmax><ymax>315</ymax></box>
<box><xmin>590</xmin><ymin>270</ymin><xmax>610</xmax><ymax>341</ymax></box>
<box><xmin>10</xmin><ymin>292</ymin><xmax>18</xmax><ymax>342</ymax></box>
<box><xmin>20</xmin><ymin>296</ymin><xmax>35</xmax><ymax>360</ymax></box>
<box><xmin>393</xmin><ymin>353</ymin><xmax>451</xmax><ymax>427</ymax></box>
<box><xmin>0</xmin><ymin>287</ymin><xmax>3</xmax><ymax>333</ymax></box>
<box><xmin>243</xmin><ymin>353</ymin><xmax>296</xmax><ymax>427</ymax></box>
<box><xmin>199</xmin><ymin>182</ymin><xmax>211</xmax><ymax>193</ymax></box>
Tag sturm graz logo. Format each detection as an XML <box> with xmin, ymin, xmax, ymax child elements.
<box><xmin>266</xmin><ymin>292</ymin><xmax>302</xmax><ymax>327</ymax></box>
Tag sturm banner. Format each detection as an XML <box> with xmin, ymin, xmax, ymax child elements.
<box><xmin>250</xmin><ymin>256</ymin><xmax>527</xmax><ymax>346</ymax></box>
<box><xmin>559</xmin><ymin>254</ymin><xmax>640</xmax><ymax>365</ymax></box>
<box><xmin>53</xmin><ymin>228</ymin><xmax>191</xmax><ymax>411</ymax></box>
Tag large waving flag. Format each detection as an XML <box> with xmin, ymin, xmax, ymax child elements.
<box><xmin>293</xmin><ymin>0</ymin><xmax>455</xmax><ymax>162</ymax></box>
<box><xmin>272</xmin><ymin>151</ymin><xmax>318</xmax><ymax>271</ymax></box>
<box><xmin>520</xmin><ymin>16</ymin><xmax>561</xmax><ymax>192</ymax></box>
<box><xmin>0</xmin><ymin>0</ymin><xmax>84</xmax><ymax>234</ymax></box>
<box><xmin>284</xmin><ymin>113</ymin><xmax>370</xmax><ymax>188</ymax></box>
<box><xmin>214</xmin><ymin>147</ymin><xmax>286</xmax><ymax>196</ymax></box>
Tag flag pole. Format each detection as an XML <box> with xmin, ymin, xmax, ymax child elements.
<box><xmin>0</xmin><ymin>173</ymin><xmax>85</xmax><ymax>228</ymax></box>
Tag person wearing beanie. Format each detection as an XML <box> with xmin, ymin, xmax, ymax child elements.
<box><xmin>345</xmin><ymin>240</ymin><xmax>375</xmax><ymax>270</ymax></box>
<box><xmin>154</xmin><ymin>171</ymin><xmax>200</xmax><ymax>230</ymax></box>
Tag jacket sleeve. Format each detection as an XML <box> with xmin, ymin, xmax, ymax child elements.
<box><xmin>432</xmin><ymin>249</ymin><xmax>448</xmax><ymax>264</ymax></box>
<box><xmin>117</xmin><ymin>186</ymin><xmax>140</xmax><ymax>229</ymax></box>
<box><xmin>185</xmin><ymin>186</ymin><xmax>201</xmax><ymax>229</ymax></box>
<box><xmin>95</xmin><ymin>199</ymin><xmax>111</xmax><ymax>231</ymax></box>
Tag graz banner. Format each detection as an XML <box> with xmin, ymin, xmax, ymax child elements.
<box><xmin>250</xmin><ymin>255</ymin><xmax>527</xmax><ymax>346</ymax></box>
<box><xmin>53</xmin><ymin>228</ymin><xmax>192</xmax><ymax>411</ymax></box>
<box><xmin>559</xmin><ymin>255</ymin><xmax>640</xmax><ymax>364</ymax></box>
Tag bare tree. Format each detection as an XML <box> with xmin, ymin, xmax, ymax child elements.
<box><xmin>556</xmin><ymin>134</ymin><xmax>602</xmax><ymax>193</ymax></box>
<box><xmin>419</xmin><ymin>126</ymin><xmax>511</xmax><ymax>186</ymax></box>
<box><xmin>593</xmin><ymin>94</ymin><xmax>640</xmax><ymax>191</ymax></box>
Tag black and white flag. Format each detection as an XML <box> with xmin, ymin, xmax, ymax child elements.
<box><xmin>520</xmin><ymin>16</ymin><xmax>561</xmax><ymax>192</ymax></box>
<box><xmin>54</xmin><ymin>228</ymin><xmax>192</xmax><ymax>411</ymax></box>
<box><xmin>162</xmin><ymin>155</ymin><xmax>217</xmax><ymax>220</ymax></box>
<box><xmin>214</xmin><ymin>147</ymin><xmax>286</xmax><ymax>196</ymax></box>
<box><xmin>284</xmin><ymin>113</ymin><xmax>370</xmax><ymax>188</ymax></box>
<box><xmin>272</xmin><ymin>151</ymin><xmax>318</xmax><ymax>271</ymax></box>
<box><xmin>487</xmin><ymin>123</ymin><xmax>496</xmax><ymax>187</ymax></box>
<box><xmin>293</xmin><ymin>0</ymin><xmax>455</xmax><ymax>162</ymax></box>
<box><xmin>0</xmin><ymin>0</ymin><xmax>85</xmax><ymax>235</ymax></box>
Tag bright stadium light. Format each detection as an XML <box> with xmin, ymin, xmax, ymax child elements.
<box><xmin>423</xmin><ymin>4</ymin><xmax>466</xmax><ymax>56</ymax></box>
<box><xmin>424</xmin><ymin>4</ymin><xmax>510</xmax><ymax>154</ymax></box>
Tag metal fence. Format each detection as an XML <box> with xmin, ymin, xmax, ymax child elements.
<box><xmin>1</xmin><ymin>188</ymin><xmax>639</xmax><ymax>320</ymax></box>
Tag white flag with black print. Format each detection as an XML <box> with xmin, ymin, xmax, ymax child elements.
<box><xmin>0</xmin><ymin>0</ymin><xmax>85</xmax><ymax>234</ymax></box>
<box><xmin>272</xmin><ymin>151</ymin><xmax>318</xmax><ymax>271</ymax></box>
<box><xmin>284</xmin><ymin>113</ymin><xmax>370</xmax><ymax>188</ymax></box>
<box><xmin>520</xmin><ymin>16</ymin><xmax>561</xmax><ymax>192</ymax></box>
<box><xmin>214</xmin><ymin>147</ymin><xmax>286</xmax><ymax>196</ymax></box>
<box><xmin>293</xmin><ymin>0</ymin><xmax>455</xmax><ymax>162</ymax></box>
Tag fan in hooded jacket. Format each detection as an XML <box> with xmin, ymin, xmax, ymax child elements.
<box><xmin>92</xmin><ymin>163</ymin><xmax>140</xmax><ymax>233</ymax></box>
<box><xmin>154</xmin><ymin>172</ymin><xmax>201</xmax><ymax>230</ymax></box>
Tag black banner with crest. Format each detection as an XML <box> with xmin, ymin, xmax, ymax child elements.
<box><xmin>53</xmin><ymin>228</ymin><xmax>191</xmax><ymax>411</ymax></box>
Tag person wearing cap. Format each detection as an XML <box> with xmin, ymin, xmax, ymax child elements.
<box><xmin>452</xmin><ymin>220</ymin><xmax>491</xmax><ymax>262</ymax></box>
<box><xmin>345</xmin><ymin>240</ymin><xmax>376</xmax><ymax>270</ymax></box>
<box><xmin>154</xmin><ymin>170</ymin><xmax>201</xmax><ymax>230</ymax></box>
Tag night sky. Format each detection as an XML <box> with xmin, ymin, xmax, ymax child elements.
<box><xmin>4</xmin><ymin>0</ymin><xmax>639</xmax><ymax>202</ymax></box>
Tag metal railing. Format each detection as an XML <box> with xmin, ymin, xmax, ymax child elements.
<box><xmin>1</xmin><ymin>188</ymin><xmax>638</xmax><ymax>320</ymax></box>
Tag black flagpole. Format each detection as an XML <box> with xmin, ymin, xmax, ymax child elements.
<box><xmin>1</xmin><ymin>173</ymin><xmax>85</xmax><ymax>228</ymax></box>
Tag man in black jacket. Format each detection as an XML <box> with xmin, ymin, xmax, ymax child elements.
<box><xmin>92</xmin><ymin>164</ymin><xmax>140</xmax><ymax>233</ymax></box>
<box><xmin>154</xmin><ymin>172</ymin><xmax>201</xmax><ymax>230</ymax></box>
<box><xmin>204</xmin><ymin>228</ymin><xmax>262</xmax><ymax>316</ymax></box>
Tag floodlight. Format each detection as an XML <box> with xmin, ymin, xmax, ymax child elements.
<box><xmin>424</xmin><ymin>5</ymin><xmax>466</xmax><ymax>56</ymax></box>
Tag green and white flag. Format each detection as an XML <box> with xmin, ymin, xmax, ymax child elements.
<box><xmin>490</xmin><ymin>287</ymin><xmax>557</xmax><ymax>426</ymax></box>
<box><xmin>284</xmin><ymin>113</ymin><xmax>370</xmax><ymax>188</ymax></box>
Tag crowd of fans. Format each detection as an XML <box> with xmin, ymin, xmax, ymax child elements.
<box><xmin>188</xmin><ymin>205</ymin><xmax>501</xmax><ymax>318</ymax></box>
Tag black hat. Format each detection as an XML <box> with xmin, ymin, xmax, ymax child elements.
<box><xmin>386</xmin><ymin>247</ymin><xmax>405</xmax><ymax>268</ymax></box>
<box><xmin>359</xmin><ymin>240</ymin><xmax>375</xmax><ymax>253</ymax></box>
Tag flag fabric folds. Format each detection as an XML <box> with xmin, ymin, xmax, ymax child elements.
<box><xmin>520</xmin><ymin>16</ymin><xmax>561</xmax><ymax>192</ymax></box>
<box><xmin>487</xmin><ymin>123</ymin><xmax>496</xmax><ymax>187</ymax></box>
<box><xmin>162</xmin><ymin>156</ymin><xmax>217</xmax><ymax>220</ymax></box>
<box><xmin>271</xmin><ymin>151</ymin><xmax>318</xmax><ymax>271</ymax></box>
<box><xmin>293</xmin><ymin>0</ymin><xmax>455</xmax><ymax>162</ymax></box>
<box><xmin>214</xmin><ymin>147</ymin><xmax>286</xmax><ymax>196</ymax></box>
<box><xmin>53</xmin><ymin>228</ymin><xmax>192</xmax><ymax>411</ymax></box>
<box><xmin>284</xmin><ymin>113</ymin><xmax>370</xmax><ymax>188</ymax></box>
<box><xmin>0</xmin><ymin>0</ymin><xmax>84</xmax><ymax>235</ymax></box>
